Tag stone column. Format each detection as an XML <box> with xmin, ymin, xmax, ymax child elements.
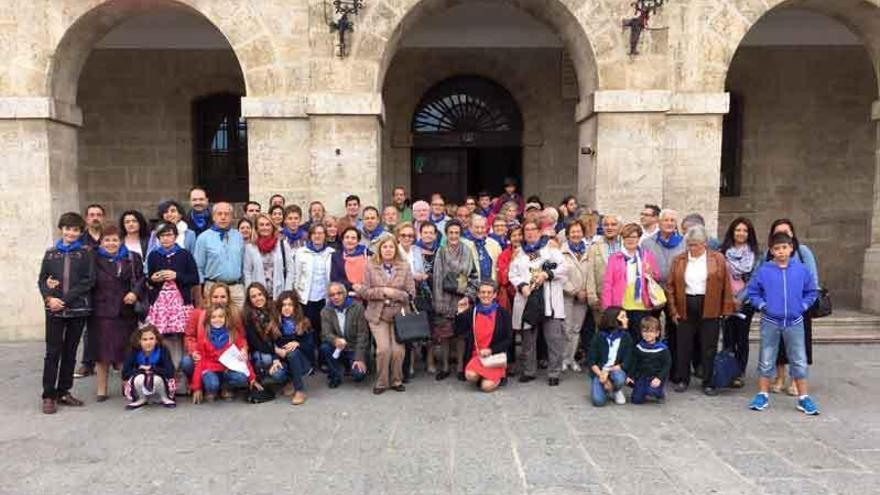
<box><xmin>577</xmin><ymin>91</ymin><xmax>728</xmax><ymax>232</ymax></box>
<box><xmin>0</xmin><ymin>97</ymin><xmax>82</xmax><ymax>340</ymax></box>
<box><xmin>861</xmin><ymin>101</ymin><xmax>880</xmax><ymax>313</ymax></box>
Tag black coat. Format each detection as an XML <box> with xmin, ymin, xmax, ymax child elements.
<box><xmin>455</xmin><ymin>306</ymin><xmax>513</xmax><ymax>366</ymax></box>
<box><xmin>38</xmin><ymin>246</ymin><xmax>96</xmax><ymax>318</ymax></box>
<box><xmin>121</xmin><ymin>345</ymin><xmax>176</xmax><ymax>381</ymax></box>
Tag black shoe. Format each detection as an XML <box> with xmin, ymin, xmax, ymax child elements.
<box><xmin>457</xmin><ymin>372</ymin><xmax>466</xmax><ymax>382</ymax></box>
<box><xmin>673</xmin><ymin>382</ymin><xmax>688</xmax><ymax>393</ymax></box>
<box><xmin>435</xmin><ymin>370</ymin><xmax>450</xmax><ymax>381</ymax></box>
<box><xmin>518</xmin><ymin>374</ymin><xmax>536</xmax><ymax>383</ymax></box>
<box><xmin>499</xmin><ymin>377</ymin><xmax>508</xmax><ymax>387</ymax></box>
<box><xmin>548</xmin><ymin>377</ymin><xmax>559</xmax><ymax>387</ymax></box>
<box><xmin>703</xmin><ymin>386</ymin><xmax>719</xmax><ymax>397</ymax></box>
<box><xmin>538</xmin><ymin>360</ymin><xmax>548</xmax><ymax>370</ymax></box>
<box><xmin>328</xmin><ymin>380</ymin><xmax>340</xmax><ymax>389</ymax></box>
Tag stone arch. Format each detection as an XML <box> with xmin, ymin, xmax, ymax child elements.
<box><xmin>703</xmin><ymin>0</ymin><xmax>880</xmax><ymax>93</ymax></box>
<box><xmin>46</xmin><ymin>0</ymin><xmax>286</xmax><ymax>104</ymax></box>
<box><xmin>366</xmin><ymin>0</ymin><xmax>608</xmax><ymax>101</ymax></box>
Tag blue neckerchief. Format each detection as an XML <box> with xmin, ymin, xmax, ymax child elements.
<box><xmin>601</xmin><ymin>328</ymin><xmax>627</xmax><ymax>346</ymax></box>
<box><xmin>306</xmin><ymin>241</ymin><xmax>328</xmax><ymax>253</ymax></box>
<box><xmin>55</xmin><ymin>238</ymin><xmax>85</xmax><ymax>253</ymax></box>
<box><xmin>344</xmin><ymin>244</ymin><xmax>368</xmax><ymax>257</ymax></box>
<box><xmin>97</xmin><ymin>245</ymin><xmax>129</xmax><ymax>262</ymax></box>
<box><xmin>330</xmin><ymin>296</ymin><xmax>353</xmax><ymax>312</ymax></box>
<box><xmin>211</xmin><ymin>224</ymin><xmax>230</xmax><ymax>241</ymax></box>
<box><xmin>607</xmin><ymin>238</ymin><xmax>621</xmax><ymax>255</ymax></box>
<box><xmin>136</xmin><ymin>347</ymin><xmax>161</xmax><ymax>367</ymax></box>
<box><xmin>280</xmin><ymin>317</ymin><xmax>297</xmax><ymax>337</ymax></box>
<box><xmin>190</xmin><ymin>209</ymin><xmax>210</xmax><ymax>230</ymax></box>
<box><xmin>655</xmin><ymin>231</ymin><xmax>683</xmax><ymax>249</ymax></box>
<box><xmin>462</xmin><ymin>230</ymin><xmax>476</xmax><ymax>242</ymax></box>
<box><xmin>638</xmin><ymin>339</ymin><xmax>667</xmax><ymax>351</ymax></box>
<box><xmin>623</xmin><ymin>249</ymin><xmax>643</xmax><ymax>300</ymax></box>
<box><xmin>475</xmin><ymin>301</ymin><xmax>499</xmax><ymax>316</ymax></box>
<box><xmin>416</xmin><ymin>239</ymin><xmax>437</xmax><ymax>252</ymax></box>
<box><xmin>208</xmin><ymin>326</ymin><xmax>230</xmax><ymax>350</ymax></box>
<box><xmin>429</xmin><ymin>213</ymin><xmax>446</xmax><ymax>224</ymax></box>
<box><xmin>522</xmin><ymin>236</ymin><xmax>548</xmax><ymax>255</ymax></box>
<box><xmin>472</xmin><ymin>237</ymin><xmax>492</xmax><ymax>280</ymax></box>
<box><xmin>155</xmin><ymin>243</ymin><xmax>182</xmax><ymax>257</ymax></box>
<box><xmin>382</xmin><ymin>263</ymin><xmax>395</xmax><ymax>277</ymax></box>
<box><xmin>364</xmin><ymin>225</ymin><xmax>385</xmax><ymax>241</ymax></box>
<box><xmin>477</xmin><ymin>206</ymin><xmax>492</xmax><ymax>217</ymax></box>
<box><xmin>568</xmin><ymin>240</ymin><xmax>587</xmax><ymax>256</ymax></box>
<box><xmin>281</xmin><ymin>226</ymin><xmax>306</xmax><ymax>244</ymax></box>
<box><xmin>488</xmin><ymin>233</ymin><xmax>508</xmax><ymax>249</ymax></box>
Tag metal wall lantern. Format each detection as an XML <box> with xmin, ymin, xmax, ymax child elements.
<box><xmin>622</xmin><ymin>0</ymin><xmax>665</xmax><ymax>55</ymax></box>
<box><xmin>325</xmin><ymin>0</ymin><xmax>365</xmax><ymax>57</ymax></box>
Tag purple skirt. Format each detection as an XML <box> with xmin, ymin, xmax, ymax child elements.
<box><xmin>90</xmin><ymin>316</ymin><xmax>137</xmax><ymax>365</ymax></box>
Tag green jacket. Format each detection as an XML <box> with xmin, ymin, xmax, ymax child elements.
<box><xmin>587</xmin><ymin>330</ymin><xmax>634</xmax><ymax>378</ymax></box>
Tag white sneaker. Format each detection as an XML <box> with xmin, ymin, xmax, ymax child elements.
<box><xmin>614</xmin><ymin>390</ymin><xmax>626</xmax><ymax>405</ymax></box>
<box><xmin>570</xmin><ymin>362</ymin><xmax>582</xmax><ymax>373</ymax></box>
<box><xmin>561</xmin><ymin>361</ymin><xmax>570</xmax><ymax>372</ymax></box>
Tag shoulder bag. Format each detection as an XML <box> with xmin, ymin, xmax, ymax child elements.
<box><xmin>394</xmin><ymin>297</ymin><xmax>431</xmax><ymax>343</ymax></box>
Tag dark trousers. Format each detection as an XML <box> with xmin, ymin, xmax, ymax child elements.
<box><xmin>778</xmin><ymin>314</ymin><xmax>813</xmax><ymax>365</ymax></box>
<box><xmin>625</xmin><ymin>309</ymin><xmax>651</xmax><ymax>344</ymax></box>
<box><xmin>43</xmin><ymin>316</ymin><xmax>86</xmax><ymax>399</ymax></box>
<box><xmin>80</xmin><ymin>322</ymin><xmax>94</xmax><ymax>369</ymax></box>
<box><xmin>674</xmin><ymin>295</ymin><xmax>720</xmax><ymax>386</ymax></box>
<box><xmin>723</xmin><ymin>307</ymin><xmax>754</xmax><ymax>376</ymax></box>
<box><xmin>632</xmin><ymin>377</ymin><xmax>665</xmax><ymax>404</ymax></box>
<box><xmin>302</xmin><ymin>300</ymin><xmax>326</xmax><ymax>364</ymax></box>
<box><xmin>536</xmin><ymin>324</ymin><xmax>548</xmax><ymax>363</ymax></box>
<box><xmin>580</xmin><ymin>306</ymin><xmax>595</xmax><ymax>356</ymax></box>
<box><xmin>660</xmin><ymin>306</ymin><xmax>677</xmax><ymax>370</ymax></box>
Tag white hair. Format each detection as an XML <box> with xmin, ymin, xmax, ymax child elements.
<box><xmin>684</xmin><ymin>225</ymin><xmax>708</xmax><ymax>244</ymax></box>
<box><xmin>659</xmin><ymin>208</ymin><xmax>678</xmax><ymax>222</ymax></box>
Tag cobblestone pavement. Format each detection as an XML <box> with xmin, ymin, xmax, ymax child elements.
<box><xmin>0</xmin><ymin>342</ymin><xmax>877</xmax><ymax>495</ymax></box>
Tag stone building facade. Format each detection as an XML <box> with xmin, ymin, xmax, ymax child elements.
<box><xmin>1</xmin><ymin>0</ymin><xmax>880</xmax><ymax>340</ymax></box>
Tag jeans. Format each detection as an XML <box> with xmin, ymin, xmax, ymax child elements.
<box><xmin>591</xmin><ymin>369</ymin><xmax>627</xmax><ymax>407</ymax></box>
<box><xmin>201</xmin><ymin>370</ymin><xmax>249</xmax><ymax>394</ymax></box>
<box><xmin>179</xmin><ymin>355</ymin><xmax>195</xmax><ymax>380</ymax></box>
<box><xmin>624</xmin><ymin>310</ymin><xmax>651</xmax><ymax>345</ymax></box>
<box><xmin>631</xmin><ymin>376</ymin><xmax>665</xmax><ymax>404</ymax></box>
<box><xmin>251</xmin><ymin>352</ymin><xmax>275</xmax><ymax>377</ymax></box>
<box><xmin>320</xmin><ymin>343</ymin><xmax>367</xmax><ymax>384</ymax></box>
<box><xmin>758</xmin><ymin>319</ymin><xmax>808</xmax><ymax>380</ymax></box>
<box><xmin>43</xmin><ymin>316</ymin><xmax>86</xmax><ymax>399</ymax></box>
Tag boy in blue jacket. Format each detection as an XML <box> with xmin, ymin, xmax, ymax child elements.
<box><xmin>746</xmin><ymin>233</ymin><xmax>819</xmax><ymax>415</ymax></box>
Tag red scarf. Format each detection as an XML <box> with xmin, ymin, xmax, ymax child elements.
<box><xmin>256</xmin><ymin>235</ymin><xmax>278</xmax><ymax>255</ymax></box>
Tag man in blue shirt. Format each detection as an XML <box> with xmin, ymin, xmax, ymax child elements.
<box><xmin>193</xmin><ymin>202</ymin><xmax>245</xmax><ymax>307</ymax></box>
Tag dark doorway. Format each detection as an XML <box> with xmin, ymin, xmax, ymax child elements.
<box><xmin>193</xmin><ymin>93</ymin><xmax>248</xmax><ymax>203</ymax></box>
<box><xmin>411</xmin><ymin>76</ymin><xmax>523</xmax><ymax>203</ymax></box>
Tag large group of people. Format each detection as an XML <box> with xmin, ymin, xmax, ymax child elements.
<box><xmin>37</xmin><ymin>181</ymin><xmax>821</xmax><ymax>417</ymax></box>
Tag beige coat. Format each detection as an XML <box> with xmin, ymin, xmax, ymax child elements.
<box><xmin>585</xmin><ymin>236</ymin><xmax>618</xmax><ymax>309</ymax></box>
<box><xmin>357</xmin><ymin>260</ymin><xmax>416</xmax><ymax>324</ymax></box>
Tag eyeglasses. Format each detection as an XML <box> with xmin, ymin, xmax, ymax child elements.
<box><xmin>399</xmin><ymin>234</ymin><xmax>414</xmax><ymax>238</ymax></box>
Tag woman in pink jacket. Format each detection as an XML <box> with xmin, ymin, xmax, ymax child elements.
<box><xmin>601</xmin><ymin>223</ymin><xmax>660</xmax><ymax>342</ymax></box>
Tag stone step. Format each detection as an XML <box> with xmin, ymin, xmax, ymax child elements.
<box><xmin>747</xmin><ymin>311</ymin><xmax>880</xmax><ymax>344</ymax></box>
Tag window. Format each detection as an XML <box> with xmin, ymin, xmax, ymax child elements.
<box><xmin>193</xmin><ymin>93</ymin><xmax>248</xmax><ymax>202</ymax></box>
<box><xmin>720</xmin><ymin>92</ymin><xmax>743</xmax><ymax>197</ymax></box>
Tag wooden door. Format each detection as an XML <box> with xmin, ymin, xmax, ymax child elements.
<box><xmin>412</xmin><ymin>149</ymin><xmax>468</xmax><ymax>204</ymax></box>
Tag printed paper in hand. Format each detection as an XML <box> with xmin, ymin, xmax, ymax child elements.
<box><xmin>219</xmin><ymin>344</ymin><xmax>249</xmax><ymax>376</ymax></box>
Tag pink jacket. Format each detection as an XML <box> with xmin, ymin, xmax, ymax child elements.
<box><xmin>601</xmin><ymin>249</ymin><xmax>660</xmax><ymax>309</ymax></box>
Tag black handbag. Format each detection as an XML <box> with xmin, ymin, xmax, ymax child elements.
<box><xmin>394</xmin><ymin>299</ymin><xmax>431</xmax><ymax>343</ymax></box>
<box><xmin>521</xmin><ymin>285</ymin><xmax>545</xmax><ymax>328</ymax></box>
<box><xmin>809</xmin><ymin>287</ymin><xmax>832</xmax><ymax>319</ymax></box>
<box><xmin>442</xmin><ymin>272</ymin><xmax>466</xmax><ymax>295</ymax></box>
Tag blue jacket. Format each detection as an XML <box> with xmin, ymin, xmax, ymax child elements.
<box><xmin>747</xmin><ymin>258</ymin><xmax>818</xmax><ymax>327</ymax></box>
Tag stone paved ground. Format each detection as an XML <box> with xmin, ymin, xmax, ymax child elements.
<box><xmin>0</xmin><ymin>343</ymin><xmax>878</xmax><ymax>495</ymax></box>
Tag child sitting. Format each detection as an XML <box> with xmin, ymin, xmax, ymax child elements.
<box><xmin>629</xmin><ymin>316</ymin><xmax>671</xmax><ymax>404</ymax></box>
<box><xmin>121</xmin><ymin>325</ymin><xmax>177</xmax><ymax>409</ymax></box>
<box><xmin>587</xmin><ymin>306</ymin><xmax>634</xmax><ymax>406</ymax></box>
<box><xmin>747</xmin><ymin>232</ymin><xmax>819</xmax><ymax>415</ymax></box>
<box><xmin>191</xmin><ymin>305</ymin><xmax>256</xmax><ymax>404</ymax></box>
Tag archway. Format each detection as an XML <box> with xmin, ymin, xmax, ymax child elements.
<box><xmin>47</xmin><ymin>1</ymin><xmax>248</xmax><ymax>219</ymax></box>
<box><xmin>410</xmin><ymin>76</ymin><xmax>523</xmax><ymax>203</ymax></box>
<box><xmin>719</xmin><ymin>7</ymin><xmax>878</xmax><ymax>308</ymax></box>
<box><xmin>380</xmin><ymin>0</ymin><xmax>591</xmax><ymax>203</ymax></box>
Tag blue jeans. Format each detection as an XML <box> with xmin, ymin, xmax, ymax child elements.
<box><xmin>179</xmin><ymin>355</ymin><xmax>195</xmax><ymax>380</ymax></box>
<box><xmin>277</xmin><ymin>349</ymin><xmax>311</xmax><ymax>391</ymax></box>
<box><xmin>320</xmin><ymin>342</ymin><xmax>367</xmax><ymax>384</ymax></box>
<box><xmin>758</xmin><ymin>320</ymin><xmax>808</xmax><ymax>380</ymax></box>
<box><xmin>251</xmin><ymin>352</ymin><xmax>277</xmax><ymax>378</ymax></box>
<box><xmin>631</xmin><ymin>376</ymin><xmax>665</xmax><ymax>404</ymax></box>
<box><xmin>201</xmin><ymin>370</ymin><xmax>249</xmax><ymax>394</ymax></box>
<box><xmin>591</xmin><ymin>369</ymin><xmax>627</xmax><ymax>407</ymax></box>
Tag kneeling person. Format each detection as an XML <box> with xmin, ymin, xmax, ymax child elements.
<box><xmin>588</xmin><ymin>307</ymin><xmax>634</xmax><ymax>406</ymax></box>
<box><xmin>629</xmin><ymin>316</ymin><xmax>671</xmax><ymax>404</ymax></box>
<box><xmin>320</xmin><ymin>282</ymin><xmax>370</xmax><ymax>388</ymax></box>
<box><xmin>455</xmin><ymin>281</ymin><xmax>512</xmax><ymax>393</ymax></box>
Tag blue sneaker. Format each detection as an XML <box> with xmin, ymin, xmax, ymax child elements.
<box><xmin>797</xmin><ymin>396</ymin><xmax>820</xmax><ymax>415</ymax></box>
<box><xmin>749</xmin><ymin>393</ymin><xmax>769</xmax><ymax>411</ymax></box>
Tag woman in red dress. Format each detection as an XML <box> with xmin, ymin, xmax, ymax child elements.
<box><xmin>455</xmin><ymin>280</ymin><xmax>512</xmax><ymax>392</ymax></box>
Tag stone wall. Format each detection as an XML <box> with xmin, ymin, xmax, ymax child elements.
<box><xmin>381</xmin><ymin>47</ymin><xmax>578</xmax><ymax>204</ymax></box>
<box><xmin>719</xmin><ymin>46</ymin><xmax>877</xmax><ymax>308</ymax></box>
<box><xmin>76</xmin><ymin>49</ymin><xmax>244</xmax><ymax>220</ymax></box>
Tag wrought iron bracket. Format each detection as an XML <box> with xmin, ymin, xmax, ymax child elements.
<box><xmin>622</xmin><ymin>0</ymin><xmax>665</xmax><ymax>55</ymax></box>
<box><xmin>327</xmin><ymin>0</ymin><xmax>364</xmax><ymax>57</ymax></box>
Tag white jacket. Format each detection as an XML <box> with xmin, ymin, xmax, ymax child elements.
<box><xmin>243</xmin><ymin>240</ymin><xmax>293</xmax><ymax>298</ymax></box>
<box><xmin>291</xmin><ymin>245</ymin><xmax>334</xmax><ymax>303</ymax></box>
<box><xmin>509</xmin><ymin>246</ymin><xmax>568</xmax><ymax>328</ymax></box>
